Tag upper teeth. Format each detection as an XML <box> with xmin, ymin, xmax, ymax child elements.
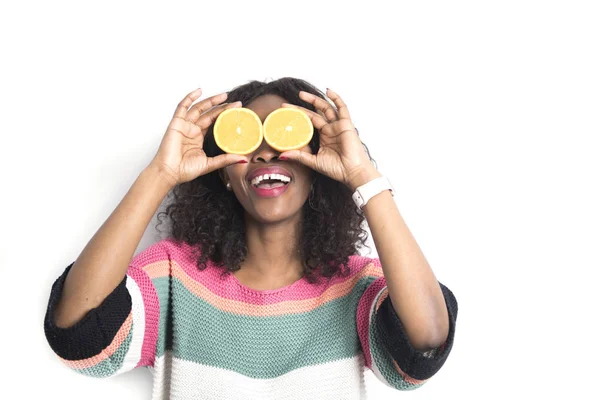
<box><xmin>251</xmin><ymin>174</ymin><xmax>291</xmax><ymax>186</ymax></box>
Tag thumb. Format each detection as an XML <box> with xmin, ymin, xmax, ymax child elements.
<box><xmin>205</xmin><ymin>154</ymin><xmax>247</xmax><ymax>174</ymax></box>
<box><xmin>279</xmin><ymin>150</ymin><xmax>318</xmax><ymax>170</ymax></box>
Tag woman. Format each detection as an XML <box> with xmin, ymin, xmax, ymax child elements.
<box><xmin>44</xmin><ymin>77</ymin><xmax>458</xmax><ymax>399</ymax></box>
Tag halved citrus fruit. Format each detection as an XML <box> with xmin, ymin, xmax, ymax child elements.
<box><xmin>214</xmin><ymin>108</ymin><xmax>263</xmax><ymax>155</ymax></box>
<box><xmin>263</xmin><ymin>108</ymin><xmax>314</xmax><ymax>152</ymax></box>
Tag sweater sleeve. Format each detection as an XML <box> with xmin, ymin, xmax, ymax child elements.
<box><xmin>43</xmin><ymin>241</ymin><xmax>169</xmax><ymax>378</ymax></box>
<box><xmin>356</xmin><ymin>257</ymin><xmax>458</xmax><ymax>391</ymax></box>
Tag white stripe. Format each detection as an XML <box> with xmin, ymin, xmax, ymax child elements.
<box><xmin>366</xmin><ymin>285</ymin><xmax>395</xmax><ymax>389</ymax></box>
<box><xmin>150</xmin><ymin>352</ymin><xmax>368</xmax><ymax>400</ymax></box>
<box><xmin>114</xmin><ymin>275</ymin><xmax>146</xmax><ymax>375</ymax></box>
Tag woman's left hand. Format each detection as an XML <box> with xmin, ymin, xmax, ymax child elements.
<box><xmin>279</xmin><ymin>89</ymin><xmax>381</xmax><ymax>191</ymax></box>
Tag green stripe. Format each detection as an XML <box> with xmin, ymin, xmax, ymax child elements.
<box><xmin>368</xmin><ymin>291</ymin><xmax>425</xmax><ymax>390</ymax></box>
<box><xmin>76</xmin><ymin>323</ymin><xmax>134</xmax><ymax>378</ymax></box>
<box><xmin>154</xmin><ymin>277</ymin><xmax>170</xmax><ymax>358</ymax></box>
<box><xmin>152</xmin><ymin>275</ymin><xmax>376</xmax><ymax>379</ymax></box>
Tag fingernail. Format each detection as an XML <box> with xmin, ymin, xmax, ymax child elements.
<box><xmin>237</xmin><ymin>159</ymin><xmax>248</xmax><ymax>164</ymax></box>
<box><xmin>278</xmin><ymin>156</ymin><xmax>289</xmax><ymax>161</ymax></box>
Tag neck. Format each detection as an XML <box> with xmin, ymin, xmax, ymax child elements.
<box><xmin>240</xmin><ymin>213</ymin><xmax>304</xmax><ymax>282</ymax></box>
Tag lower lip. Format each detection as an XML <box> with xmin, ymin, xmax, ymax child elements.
<box><xmin>250</xmin><ymin>183</ymin><xmax>290</xmax><ymax>198</ymax></box>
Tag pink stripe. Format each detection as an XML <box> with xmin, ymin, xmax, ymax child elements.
<box><xmin>130</xmin><ymin>241</ymin><xmax>172</xmax><ymax>268</ymax></box>
<box><xmin>163</xmin><ymin>238</ymin><xmax>384</xmax><ymax>305</ymax></box>
<box><xmin>127</xmin><ymin>265</ymin><xmax>160</xmax><ymax>368</ymax></box>
<box><xmin>356</xmin><ymin>276</ymin><xmax>387</xmax><ymax>369</ymax></box>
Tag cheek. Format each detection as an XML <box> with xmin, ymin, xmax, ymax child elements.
<box><xmin>296</xmin><ymin>168</ymin><xmax>314</xmax><ymax>196</ymax></box>
<box><xmin>295</xmin><ymin>148</ymin><xmax>315</xmax><ymax>196</ymax></box>
<box><xmin>225</xmin><ymin>164</ymin><xmax>248</xmax><ymax>184</ymax></box>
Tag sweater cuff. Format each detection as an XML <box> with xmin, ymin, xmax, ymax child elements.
<box><xmin>374</xmin><ymin>282</ymin><xmax>458</xmax><ymax>381</ymax></box>
<box><xmin>43</xmin><ymin>262</ymin><xmax>132</xmax><ymax>360</ymax></box>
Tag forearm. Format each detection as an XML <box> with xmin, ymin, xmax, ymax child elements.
<box><xmin>53</xmin><ymin>164</ymin><xmax>174</xmax><ymax>328</ymax></box>
<box><xmin>353</xmin><ymin>168</ymin><xmax>449</xmax><ymax>350</ymax></box>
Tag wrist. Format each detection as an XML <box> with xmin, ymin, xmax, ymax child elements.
<box><xmin>346</xmin><ymin>165</ymin><xmax>382</xmax><ymax>192</ymax></box>
<box><xmin>144</xmin><ymin>163</ymin><xmax>177</xmax><ymax>192</ymax></box>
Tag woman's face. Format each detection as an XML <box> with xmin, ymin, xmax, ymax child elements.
<box><xmin>222</xmin><ymin>94</ymin><xmax>314</xmax><ymax>224</ymax></box>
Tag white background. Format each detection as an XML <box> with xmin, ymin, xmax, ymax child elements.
<box><xmin>1</xmin><ymin>0</ymin><xmax>599</xmax><ymax>398</ymax></box>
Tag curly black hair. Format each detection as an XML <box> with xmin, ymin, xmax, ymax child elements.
<box><xmin>156</xmin><ymin>77</ymin><xmax>376</xmax><ymax>283</ymax></box>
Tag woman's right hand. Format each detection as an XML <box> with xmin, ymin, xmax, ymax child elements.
<box><xmin>149</xmin><ymin>88</ymin><xmax>246</xmax><ymax>187</ymax></box>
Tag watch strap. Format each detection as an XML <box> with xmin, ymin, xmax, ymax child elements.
<box><xmin>352</xmin><ymin>176</ymin><xmax>395</xmax><ymax>209</ymax></box>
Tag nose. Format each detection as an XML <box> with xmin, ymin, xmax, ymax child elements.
<box><xmin>251</xmin><ymin>140</ymin><xmax>280</xmax><ymax>163</ymax></box>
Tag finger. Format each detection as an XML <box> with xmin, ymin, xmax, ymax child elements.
<box><xmin>204</xmin><ymin>154</ymin><xmax>248</xmax><ymax>174</ymax></box>
<box><xmin>197</xmin><ymin>101</ymin><xmax>242</xmax><ymax>130</ymax></box>
<box><xmin>169</xmin><ymin>116</ymin><xmax>202</xmax><ymax>139</ymax></box>
<box><xmin>281</xmin><ymin>103</ymin><xmax>328</xmax><ymax>130</ymax></box>
<box><xmin>186</xmin><ymin>92</ymin><xmax>228</xmax><ymax>122</ymax></box>
<box><xmin>330</xmin><ymin>119</ymin><xmax>358</xmax><ymax>137</ymax></box>
<box><xmin>173</xmin><ymin>88</ymin><xmax>203</xmax><ymax>119</ymax></box>
<box><xmin>299</xmin><ymin>91</ymin><xmax>338</xmax><ymax>122</ymax></box>
<box><xmin>325</xmin><ymin>88</ymin><xmax>351</xmax><ymax>120</ymax></box>
<box><xmin>278</xmin><ymin>150</ymin><xmax>319</xmax><ymax>170</ymax></box>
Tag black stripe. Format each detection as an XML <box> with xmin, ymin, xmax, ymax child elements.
<box><xmin>43</xmin><ymin>262</ymin><xmax>132</xmax><ymax>361</ymax></box>
<box><xmin>375</xmin><ymin>281</ymin><xmax>458</xmax><ymax>381</ymax></box>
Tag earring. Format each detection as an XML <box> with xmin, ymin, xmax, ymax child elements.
<box><xmin>226</xmin><ymin>182</ymin><xmax>232</xmax><ymax>191</ymax></box>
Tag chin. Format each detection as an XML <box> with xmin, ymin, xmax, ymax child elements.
<box><xmin>246</xmin><ymin>203</ymin><xmax>302</xmax><ymax>225</ymax></box>
<box><xmin>235</xmin><ymin>183</ymin><xmax>309</xmax><ymax>225</ymax></box>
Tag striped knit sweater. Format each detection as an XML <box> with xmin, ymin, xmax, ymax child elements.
<box><xmin>44</xmin><ymin>238</ymin><xmax>458</xmax><ymax>399</ymax></box>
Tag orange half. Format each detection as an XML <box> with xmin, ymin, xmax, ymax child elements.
<box><xmin>263</xmin><ymin>108</ymin><xmax>314</xmax><ymax>152</ymax></box>
<box><xmin>214</xmin><ymin>108</ymin><xmax>263</xmax><ymax>155</ymax></box>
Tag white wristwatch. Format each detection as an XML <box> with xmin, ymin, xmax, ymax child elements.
<box><xmin>352</xmin><ymin>176</ymin><xmax>395</xmax><ymax>209</ymax></box>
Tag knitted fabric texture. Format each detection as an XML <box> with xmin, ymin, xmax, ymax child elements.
<box><xmin>44</xmin><ymin>238</ymin><xmax>458</xmax><ymax>399</ymax></box>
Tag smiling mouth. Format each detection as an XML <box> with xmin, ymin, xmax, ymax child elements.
<box><xmin>249</xmin><ymin>173</ymin><xmax>291</xmax><ymax>189</ymax></box>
